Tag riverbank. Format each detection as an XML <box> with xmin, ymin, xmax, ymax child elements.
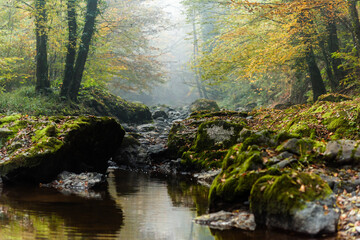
<box><xmin>156</xmin><ymin>95</ymin><xmax>360</xmax><ymax>239</ymax></box>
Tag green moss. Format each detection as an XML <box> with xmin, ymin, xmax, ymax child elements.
<box><xmin>327</xmin><ymin>118</ymin><xmax>348</xmax><ymax>131</ymax></box>
<box><xmin>274</xmin><ymin>131</ymin><xmax>300</xmax><ymax>143</ymax></box>
<box><xmin>250</xmin><ymin>172</ymin><xmax>333</xmax><ymax>218</ymax></box>
<box><xmin>0</xmin><ymin>114</ymin><xmax>22</xmax><ymax>125</ymax></box>
<box><xmin>181</xmin><ymin>150</ymin><xmax>228</xmax><ymax>171</ymax></box>
<box><xmin>209</xmin><ymin>168</ymin><xmax>281</xmax><ymax>209</ymax></box>
<box><xmin>208</xmin><ymin>144</ymin><xmax>282</xmax><ymax>209</ymax></box>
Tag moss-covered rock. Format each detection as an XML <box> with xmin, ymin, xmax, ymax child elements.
<box><xmin>208</xmin><ymin>144</ymin><xmax>281</xmax><ymax>211</ymax></box>
<box><xmin>82</xmin><ymin>87</ymin><xmax>152</xmax><ymax>123</ymax></box>
<box><xmin>193</xmin><ymin>120</ymin><xmax>246</xmax><ymax>151</ymax></box>
<box><xmin>0</xmin><ymin>115</ymin><xmax>125</xmax><ymax>183</ymax></box>
<box><xmin>250</xmin><ymin>172</ymin><xmax>339</xmax><ymax>235</ymax></box>
<box><xmin>181</xmin><ymin>150</ymin><xmax>228</xmax><ymax>171</ymax></box>
<box><xmin>317</xmin><ymin>93</ymin><xmax>352</xmax><ymax>102</ymax></box>
<box><xmin>167</xmin><ymin>121</ymin><xmax>196</xmax><ymax>158</ymax></box>
<box><xmin>189</xmin><ymin>99</ymin><xmax>220</xmax><ymax>112</ymax></box>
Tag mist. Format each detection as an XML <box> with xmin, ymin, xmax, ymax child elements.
<box><xmin>117</xmin><ymin>0</ymin><xmax>199</xmax><ymax>107</ymax></box>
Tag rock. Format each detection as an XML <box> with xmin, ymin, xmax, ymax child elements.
<box><xmin>189</xmin><ymin>99</ymin><xmax>220</xmax><ymax>112</ymax></box>
<box><xmin>317</xmin><ymin>93</ymin><xmax>352</xmax><ymax>102</ymax></box>
<box><xmin>324</xmin><ymin>140</ymin><xmax>358</xmax><ymax>164</ymax></box>
<box><xmin>275</xmin><ymin>158</ymin><xmax>298</xmax><ymax>169</ymax></box>
<box><xmin>83</xmin><ymin>87</ymin><xmax>152</xmax><ymax>124</ymax></box>
<box><xmin>41</xmin><ymin>171</ymin><xmax>106</xmax><ymax>198</ymax></box>
<box><xmin>194</xmin><ymin>210</ymin><xmax>256</xmax><ymax>231</ymax></box>
<box><xmin>250</xmin><ymin>172</ymin><xmax>339</xmax><ymax>235</ymax></box>
<box><xmin>152</xmin><ymin>110</ymin><xmax>168</xmax><ymax>119</ymax></box>
<box><xmin>209</xmin><ymin>145</ymin><xmax>281</xmax><ymax>211</ymax></box>
<box><xmin>194</xmin><ymin>169</ymin><xmax>221</xmax><ymax>187</ymax></box>
<box><xmin>193</xmin><ymin>120</ymin><xmax>245</xmax><ymax>151</ymax></box>
<box><xmin>277</xmin><ymin>138</ymin><xmax>313</xmax><ymax>155</ymax></box>
<box><xmin>137</xmin><ymin>123</ymin><xmax>156</xmax><ymax>132</ymax></box>
<box><xmin>0</xmin><ymin>116</ymin><xmax>125</xmax><ymax>184</ymax></box>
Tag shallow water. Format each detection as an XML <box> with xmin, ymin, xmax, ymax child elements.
<box><xmin>0</xmin><ymin>169</ymin><xmax>337</xmax><ymax>240</ymax></box>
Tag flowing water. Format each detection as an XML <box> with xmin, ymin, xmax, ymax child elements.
<box><xmin>0</xmin><ymin>169</ymin><xmax>337</xmax><ymax>240</ymax></box>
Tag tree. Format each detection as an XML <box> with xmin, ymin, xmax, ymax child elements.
<box><xmin>61</xmin><ymin>0</ymin><xmax>77</xmax><ymax>97</ymax></box>
<box><xmin>35</xmin><ymin>0</ymin><xmax>50</xmax><ymax>93</ymax></box>
<box><xmin>65</xmin><ymin>0</ymin><xmax>98</xmax><ymax>100</ymax></box>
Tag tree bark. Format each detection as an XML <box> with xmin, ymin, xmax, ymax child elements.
<box><xmin>35</xmin><ymin>0</ymin><xmax>50</xmax><ymax>93</ymax></box>
<box><xmin>326</xmin><ymin>15</ymin><xmax>347</xmax><ymax>89</ymax></box>
<box><xmin>61</xmin><ymin>0</ymin><xmax>77</xmax><ymax>97</ymax></box>
<box><xmin>305</xmin><ymin>47</ymin><xmax>327</xmax><ymax>101</ymax></box>
<box><xmin>319</xmin><ymin>41</ymin><xmax>336</xmax><ymax>91</ymax></box>
<box><xmin>348</xmin><ymin>0</ymin><xmax>360</xmax><ymax>55</ymax></box>
<box><xmin>68</xmin><ymin>0</ymin><xmax>98</xmax><ymax>101</ymax></box>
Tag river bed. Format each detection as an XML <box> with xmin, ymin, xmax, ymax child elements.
<box><xmin>0</xmin><ymin>169</ymin><xmax>337</xmax><ymax>239</ymax></box>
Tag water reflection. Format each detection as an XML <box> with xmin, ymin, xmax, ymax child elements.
<box><xmin>0</xmin><ymin>170</ymin><xmax>339</xmax><ymax>240</ymax></box>
<box><xmin>108</xmin><ymin>169</ymin><xmax>214</xmax><ymax>240</ymax></box>
<box><xmin>0</xmin><ymin>184</ymin><xmax>123</xmax><ymax>239</ymax></box>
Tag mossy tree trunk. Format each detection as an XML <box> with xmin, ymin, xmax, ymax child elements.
<box><xmin>68</xmin><ymin>0</ymin><xmax>98</xmax><ymax>101</ymax></box>
<box><xmin>61</xmin><ymin>0</ymin><xmax>77</xmax><ymax>98</ymax></box>
<box><xmin>305</xmin><ymin>46</ymin><xmax>326</xmax><ymax>101</ymax></box>
<box><xmin>35</xmin><ymin>0</ymin><xmax>50</xmax><ymax>93</ymax></box>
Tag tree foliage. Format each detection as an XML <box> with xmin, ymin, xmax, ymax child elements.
<box><xmin>183</xmin><ymin>0</ymin><xmax>360</xmax><ymax>107</ymax></box>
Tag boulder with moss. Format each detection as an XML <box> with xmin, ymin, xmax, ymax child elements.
<box><xmin>82</xmin><ymin>87</ymin><xmax>152</xmax><ymax>123</ymax></box>
<box><xmin>189</xmin><ymin>99</ymin><xmax>220</xmax><ymax>112</ymax></box>
<box><xmin>250</xmin><ymin>172</ymin><xmax>339</xmax><ymax>235</ymax></box>
<box><xmin>208</xmin><ymin>144</ymin><xmax>282</xmax><ymax>211</ymax></box>
<box><xmin>0</xmin><ymin>114</ymin><xmax>125</xmax><ymax>183</ymax></box>
<box><xmin>181</xmin><ymin>120</ymin><xmax>246</xmax><ymax>171</ymax></box>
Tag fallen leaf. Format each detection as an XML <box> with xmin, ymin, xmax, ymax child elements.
<box><xmin>299</xmin><ymin>184</ymin><xmax>306</xmax><ymax>192</ymax></box>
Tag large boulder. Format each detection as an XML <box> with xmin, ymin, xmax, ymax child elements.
<box><xmin>181</xmin><ymin>120</ymin><xmax>246</xmax><ymax>171</ymax></box>
<box><xmin>0</xmin><ymin>115</ymin><xmax>125</xmax><ymax>183</ymax></box>
<box><xmin>189</xmin><ymin>99</ymin><xmax>220</xmax><ymax>112</ymax></box>
<box><xmin>83</xmin><ymin>87</ymin><xmax>152</xmax><ymax>123</ymax></box>
<box><xmin>250</xmin><ymin>172</ymin><xmax>339</xmax><ymax>235</ymax></box>
<box><xmin>208</xmin><ymin>144</ymin><xmax>281</xmax><ymax>211</ymax></box>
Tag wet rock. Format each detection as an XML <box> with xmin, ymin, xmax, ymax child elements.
<box><xmin>194</xmin><ymin>210</ymin><xmax>256</xmax><ymax>231</ymax></box>
<box><xmin>152</xmin><ymin>110</ymin><xmax>168</xmax><ymax>119</ymax></box>
<box><xmin>194</xmin><ymin>169</ymin><xmax>221</xmax><ymax>187</ymax></box>
<box><xmin>137</xmin><ymin>123</ymin><xmax>156</xmax><ymax>132</ymax></box>
<box><xmin>41</xmin><ymin>171</ymin><xmax>106</xmax><ymax>199</ymax></box>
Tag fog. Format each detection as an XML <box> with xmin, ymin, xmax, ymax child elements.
<box><xmin>119</xmin><ymin>0</ymin><xmax>200</xmax><ymax>107</ymax></box>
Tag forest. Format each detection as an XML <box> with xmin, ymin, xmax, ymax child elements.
<box><xmin>1</xmin><ymin>0</ymin><xmax>360</xmax><ymax>239</ymax></box>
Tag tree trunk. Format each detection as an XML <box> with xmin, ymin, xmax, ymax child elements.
<box><xmin>319</xmin><ymin>41</ymin><xmax>336</xmax><ymax>91</ymax></box>
<box><xmin>327</xmin><ymin>16</ymin><xmax>347</xmax><ymax>89</ymax></box>
<box><xmin>68</xmin><ymin>0</ymin><xmax>98</xmax><ymax>101</ymax></box>
<box><xmin>61</xmin><ymin>0</ymin><xmax>77</xmax><ymax>97</ymax></box>
<box><xmin>35</xmin><ymin>0</ymin><xmax>50</xmax><ymax>93</ymax></box>
<box><xmin>348</xmin><ymin>0</ymin><xmax>360</xmax><ymax>54</ymax></box>
<box><xmin>191</xmin><ymin>10</ymin><xmax>208</xmax><ymax>99</ymax></box>
<box><xmin>305</xmin><ymin>47</ymin><xmax>327</xmax><ymax>101</ymax></box>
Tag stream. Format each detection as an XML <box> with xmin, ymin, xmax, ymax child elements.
<box><xmin>0</xmin><ymin>169</ymin><xmax>338</xmax><ymax>240</ymax></box>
